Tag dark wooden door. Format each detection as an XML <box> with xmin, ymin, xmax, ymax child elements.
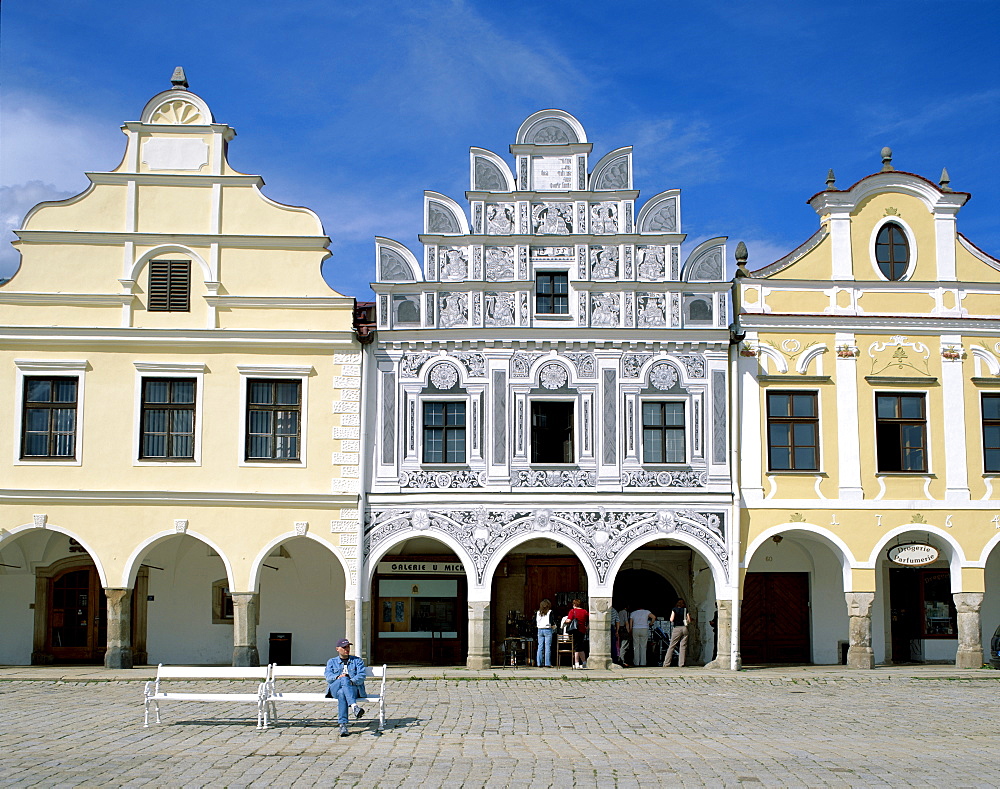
<box><xmin>741</xmin><ymin>572</ymin><xmax>810</xmax><ymax>664</ymax></box>
<box><xmin>48</xmin><ymin>567</ymin><xmax>106</xmax><ymax>662</ymax></box>
<box><xmin>526</xmin><ymin>558</ymin><xmax>584</xmax><ymax>623</ymax></box>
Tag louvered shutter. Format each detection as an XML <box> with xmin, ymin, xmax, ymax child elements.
<box><xmin>148</xmin><ymin>260</ymin><xmax>191</xmax><ymax>312</ymax></box>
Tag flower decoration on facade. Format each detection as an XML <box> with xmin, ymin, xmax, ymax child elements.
<box><xmin>649</xmin><ymin>362</ymin><xmax>679</xmax><ymax>391</ymax></box>
<box><xmin>410</xmin><ymin>509</ymin><xmax>431</xmax><ymax>530</ymax></box>
<box><xmin>940</xmin><ymin>345</ymin><xmax>964</xmax><ymax>361</ymax></box>
<box><xmin>836</xmin><ymin>344</ymin><xmax>860</xmax><ymax>358</ymax></box>
<box><xmin>739</xmin><ymin>344</ymin><xmax>758</xmax><ymax>358</ymax></box>
<box><xmin>539</xmin><ymin>363</ymin><xmax>568</xmax><ymax>389</ymax></box>
<box><xmin>429</xmin><ymin>362</ymin><xmax>460</xmax><ymax>389</ymax></box>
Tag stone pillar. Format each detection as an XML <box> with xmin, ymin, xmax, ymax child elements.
<box><xmin>103</xmin><ymin>588</ymin><xmax>133</xmax><ymax>669</ymax></box>
<box><xmin>845</xmin><ymin>592</ymin><xmax>875</xmax><ymax>669</ymax></box>
<box><xmin>954</xmin><ymin>592</ymin><xmax>985</xmax><ymax>669</ymax></box>
<box><xmin>587</xmin><ymin>596</ymin><xmax>612</xmax><ymax>669</ymax></box>
<box><xmin>344</xmin><ymin>598</ymin><xmax>357</xmax><ymax>656</ymax></box>
<box><xmin>231</xmin><ymin>592</ymin><xmax>260</xmax><ymax>667</ymax></box>
<box><xmin>467</xmin><ymin>600</ymin><xmax>491</xmax><ymax>669</ymax></box>
<box><xmin>705</xmin><ymin>599</ymin><xmax>734</xmax><ymax>669</ymax></box>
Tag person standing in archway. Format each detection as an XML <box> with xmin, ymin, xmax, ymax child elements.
<box><xmin>565</xmin><ymin>598</ymin><xmax>589</xmax><ymax>669</ymax></box>
<box><xmin>535</xmin><ymin>599</ymin><xmax>556</xmax><ymax>667</ymax></box>
<box><xmin>665</xmin><ymin>599</ymin><xmax>691</xmax><ymax>667</ymax></box>
<box><xmin>628</xmin><ymin>605</ymin><xmax>655</xmax><ymax>666</ymax></box>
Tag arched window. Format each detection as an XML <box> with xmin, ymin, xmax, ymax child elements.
<box><xmin>875</xmin><ymin>223</ymin><xmax>909</xmax><ymax>280</ymax></box>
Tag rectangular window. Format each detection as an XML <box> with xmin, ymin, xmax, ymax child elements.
<box><xmin>140</xmin><ymin>378</ymin><xmax>196</xmax><ymax>459</ymax></box>
<box><xmin>766</xmin><ymin>391</ymin><xmax>819</xmax><ymax>471</ymax></box>
<box><xmin>876</xmin><ymin>393</ymin><xmax>927</xmax><ymax>473</ymax></box>
<box><xmin>531</xmin><ymin>401</ymin><xmax>574</xmax><ymax>463</ymax></box>
<box><xmin>246</xmin><ymin>379</ymin><xmax>301</xmax><ymax>461</ymax></box>
<box><xmin>535</xmin><ymin>272</ymin><xmax>569</xmax><ymax>315</ymax></box>
<box><xmin>21</xmin><ymin>377</ymin><xmax>78</xmax><ymax>458</ymax></box>
<box><xmin>642</xmin><ymin>401</ymin><xmax>685</xmax><ymax>463</ymax></box>
<box><xmin>148</xmin><ymin>259</ymin><xmax>191</xmax><ymax>312</ymax></box>
<box><xmin>422</xmin><ymin>402</ymin><xmax>466</xmax><ymax>464</ymax></box>
<box><xmin>984</xmin><ymin>394</ymin><xmax>1000</xmax><ymax>473</ymax></box>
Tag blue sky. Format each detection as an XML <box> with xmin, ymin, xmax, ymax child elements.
<box><xmin>2</xmin><ymin>1</ymin><xmax>998</xmax><ymax>299</ymax></box>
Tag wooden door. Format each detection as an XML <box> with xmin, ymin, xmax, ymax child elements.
<box><xmin>741</xmin><ymin>572</ymin><xmax>810</xmax><ymax>664</ymax></box>
<box><xmin>48</xmin><ymin>567</ymin><xmax>107</xmax><ymax>662</ymax></box>
<box><xmin>526</xmin><ymin>558</ymin><xmax>584</xmax><ymax>623</ymax></box>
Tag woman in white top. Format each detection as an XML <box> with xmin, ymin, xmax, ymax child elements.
<box><xmin>535</xmin><ymin>599</ymin><xmax>556</xmax><ymax>667</ymax></box>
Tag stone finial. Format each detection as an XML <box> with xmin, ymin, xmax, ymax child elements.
<box><xmin>170</xmin><ymin>67</ymin><xmax>189</xmax><ymax>89</ymax></box>
<box><xmin>734</xmin><ymin>241</ymin><xmax>749</xmax><ymax>278</ymax></box>
<box><xmin>880</xmin><ymin>146</ymin><xmax>894</xmax><ymax>172</ymax></box>
<box><xmin>825</xmin><ymin>168</ymin><xmax>836</xmax><ymax>189</ymax></box>
<box><xmin>939</xmin><ymin>167</ymin><xmax>951</xmax><ymax>191</ymax></box>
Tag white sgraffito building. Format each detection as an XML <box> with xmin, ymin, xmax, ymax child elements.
<box><xmin>366</xmin><ymin>110</ymin><xmax>739</xmax><ymax>669</ymax></box>
<box><xmin>0</xmin><ymin>71</ymin><xmax>362</xmax><ymax>667</ymax></box>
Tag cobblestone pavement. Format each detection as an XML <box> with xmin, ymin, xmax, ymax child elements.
<box><xmin>1</xmin><ymin>668</ymin><xmax>999</xmax><ymax>788</ymax></box>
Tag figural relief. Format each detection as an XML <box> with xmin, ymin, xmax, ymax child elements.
<box><xmin>485</xmin><ymin>291</ymin><xmax>516</xmax><ymax>327</ymax></box>
<box><xmin>485</xmin><ymin>247</ymin><xmax>515</xmax><ymax>281</ymax></box>
<box><xmin>637</xmin><ymin>294</ymin><xmax>667</xmax><ymax>327</ymax></box>
<box><xmin>591</xmin><ymin>293</ymin><xmax>620</xmax><ymax>327</ymax></box>
<box><xmin>438</xmin><ymin>293</ymin><xmax>468</xmax><ymax>327</ymax></box>
<box><xmin>637</xmin><ymin>246</ymin><xmax>666</xmax><ymax>280</ymax></box>
<box><xmin>532</xmin><ymin>203</ymin><xmax>573</xmax><ymax>235</ymax></box>
<box><xmin>440</xmin><ymin>247</ymin><xmax>469</xmax><ymax>281</ymax></box>
<box><xmin>486</xmin><ymin>203</ymin><xmax>515</xmax><ymax>234</ymax></box>
<box><xmin>590</xmin><ymin>246</ymin><xmax>619</xmax><ymax>280</ymax></box>
<box><xmin>590</xmin><ymin>202</ymin><xmax>618</xmax><ymax>234</ymax></box>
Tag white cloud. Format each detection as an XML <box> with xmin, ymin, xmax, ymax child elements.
<box><xmin>0</xmin><ymin>181</ymin><xmax>76</xmax><ymax>279</ymax></box>
<box><xmin>1</xmin><ymin>91</ymin><xmax>124</xmax><ymax>191</ymax></box>
<box><xmin>617</xmin><ymin>116</ymin><xmax>731</xmax><ymax>188</ymax></box>
<box><xmin>862</xmin><ymin>88</ymin><xmax>1000</xmax><ymax>139</ymax></box>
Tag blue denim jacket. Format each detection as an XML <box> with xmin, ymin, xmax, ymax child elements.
<box><xmin>324</xmin><ymin>654</ymin><xmax>368</xmax><ymax>698</ymax></box>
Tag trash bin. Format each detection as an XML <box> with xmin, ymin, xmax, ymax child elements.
<box><xmin>269</xmin><ymin>632</ymin><xmax>292</xmax><ymax>665</ymax></box>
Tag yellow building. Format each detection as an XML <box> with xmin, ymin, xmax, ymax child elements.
<box><xmin>734</xmin><ymin>150</ymin><xmax>1000</xmax><ymax>668</ymax></box>
<box><xmin>0</xmin><ymin>71</ymin><xmax>362</xmax><ymax>667</ymax></box>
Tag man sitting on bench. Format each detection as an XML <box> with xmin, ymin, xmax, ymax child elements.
<box><xmin>325</xmin><ymin>638</ymin><xmax>367</xmax><ymax>737</ymax></box>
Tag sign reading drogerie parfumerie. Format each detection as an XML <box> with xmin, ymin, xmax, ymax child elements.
<box><xmin>887</xmin><ymin>543</ymin><xmax>939</xmax><ymax>566</ymax></box>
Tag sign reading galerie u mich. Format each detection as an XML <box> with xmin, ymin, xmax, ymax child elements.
<box><xmin>887</xmin><ymin>543</ymin><xmax>939</xmax><ymax>566</ymax></box>
<box><xmin>377</xmin><ymin>562</ymin><xmax>464</xmax><ymax>575</ymax></box>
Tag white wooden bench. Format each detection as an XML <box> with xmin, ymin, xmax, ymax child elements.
<box><xmin>143</xmin><ymin>665</ymin><xmax>270</xmax><ymax>729</ymax></box>
<box><xmin>264</xmin><ymin>664</ymin><xmax>387</xmax><ymax>731</ymax></box>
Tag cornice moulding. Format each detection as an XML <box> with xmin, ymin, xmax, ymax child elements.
<box><xmin>0</xmin><ymin>292</ymin><xmax>131</xmax><ymax>306</ymax></box>
<box><xmin>87</xmin><ymin>172</ymin><xmax>264</xmax><ymax>188</ymax></box>
<box><xmin>757</xmin><ymin>375</ymin><xmax>832</xmax><ymax>384</ymax></box>
<box><xmin>15</xmin><ymin>231</ymin><xmax>331</xmax><ymax>249</ymax></box>
<box><xmin>0</xmin><ymin>327</ymin><xmax>358</xmax><ymax>348</ymax></box>
<box><xmin>417</xmin><ymin>231</ymin><xmax>682</xmax><ymax>244</ymax></box>
<box><xmin>204</xmin><ymin>296</ymin><xmax>354</xmax><ymax>309</ymax></box>
<box><xmin>864</xmin><ymin>375</ymin><xmax>938</xmax><ymax>386</ymax></box>
<box><xmin>737</xmin><ymin>314</ymin><xmax>1000</xmax><ymax>333</ymax></box>
<box><xmin>0</xmin><ymin>489</ymin><xmax>359</xmax><ymax>507</ymax></box>
<box><xmin>14</xmin><ymin>359</ymin><xmax>89</xmax><ymax>371</ymax></box>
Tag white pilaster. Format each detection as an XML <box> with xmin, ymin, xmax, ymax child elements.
<box><xmin>739</xmin><ymin>344</ymin><xmax>763</xmax><ymax>503</ymax></box>
<box><xmin>934</xmin><ymin>213</ymin><xmax>957</xmax><ymax>282</ymax></box>
<box><xmin>835</xmin><ymin>332</ymin><xmax>864</xmax><ymax>500</ymax></box>
<box><xmin>941</xmin><ymin>334</ymin><xmax>970</xmax><ymax>501</ymax></box>
<box><xmin>829</xmin><ymin>211</ymin><xmax>854</xmax><ymax>280</ymax></box>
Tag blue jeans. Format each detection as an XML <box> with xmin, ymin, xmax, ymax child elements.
<box><xmin>331</xmin><ymin>676</ymin><xmax>359</xmax><ymax>726</ymax></box>
<box><xmin>536</xmin><ymin>628</ymin><xmax>553</xmax><ymax>666</ymax></box>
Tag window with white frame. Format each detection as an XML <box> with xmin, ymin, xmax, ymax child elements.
<box><xmin>535</xmin><ymin>272</ymin><xmax>569</xmax><ymax>315</ymax></box>
<box><xmin>983</xmin><ymin>394</ymin><xmax>1000</xmax><ymax>474</ymax></box>
<box><xmin>246</xmin><ymin>379</ymin><xmax>302</xmax><ymax>461</ymax></box>
<box><xmin>140</xmin><ymin>378</ymin><xmax>196</xmax><ymax>459</ymax></box>
<box><xmin>422</xmin><ymin>401</ymin><xmax>466</xmax><ymax>464</ymax></box>
<box><xmin>531</xmin><ymin>400</ymin><xmax>574</xmax><ymax>463</ymax></box>
<box><xmin>15</xmin><ymin>361</ymin><xmax>87</xmax><ymax>464</ymax></box>
<box><xmin>21</xmin><ymin>377</ymin><xmax>78</xmax><ymax>459</ymax></box>
<box><xmin>641</xmin><ymin>401</ymin><xmax>685</xmax><ymax>464</ymax></box>
<box><xmin>875</xmin><ymin>392</ymin><xmax>927</xmax><ymax>473</ymax></box>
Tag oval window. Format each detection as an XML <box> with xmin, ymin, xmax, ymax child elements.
<box><xmin>875</xmin><ymin>223</ymin><xmax>909</xmax><ymax>280</ymax></box>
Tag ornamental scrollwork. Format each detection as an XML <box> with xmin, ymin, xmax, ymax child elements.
<box><xmin>451</xmin><ymin>352</ymin><xmax>487</xmax><ymax>377</ymax></box>
<box><xmin>678</xmin><ymin>355</ymin><xmax>706</xmax><ymax>378</ymax></box>
<box><xmin>365</xmin><ymin>506</ymin><xmax>727</xmax><ymax>585</ymax></box>
<box><xmin>539</xmin><ymin>363</ymin><xmax>569</xmax><ymax>389</ymax></box>
<box><xmin>622</xmin><ymin>353</ymin><xmax>653</xmax><ymax>378</ymax></box>
<box><xmin>562</xmin><ymin>352</ymin><xmax>596</xmax><ymax>378</ymax></box>
<box><xmin>511</xmin><ymin>351</ymin><xmax>543</xmax><ymax>378</ymax></box>
<box><xmin>400</xmin><ymin>353</ymin><xmax>434</xmax><ymax>378</ymax></box>
<box><xmin>512</xmin><ymin>469</ymin><xmax>596</xmax><ymax>487</ymax></box>
<box><xmin>398</xmin><ymin>470</ymin><xmax>487</xmax><ymax>489</ymax></box>
<box><xmin>621</xmin><ymin>470</ymin><xmax>708</xmax><ymax>488</ymax></box>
